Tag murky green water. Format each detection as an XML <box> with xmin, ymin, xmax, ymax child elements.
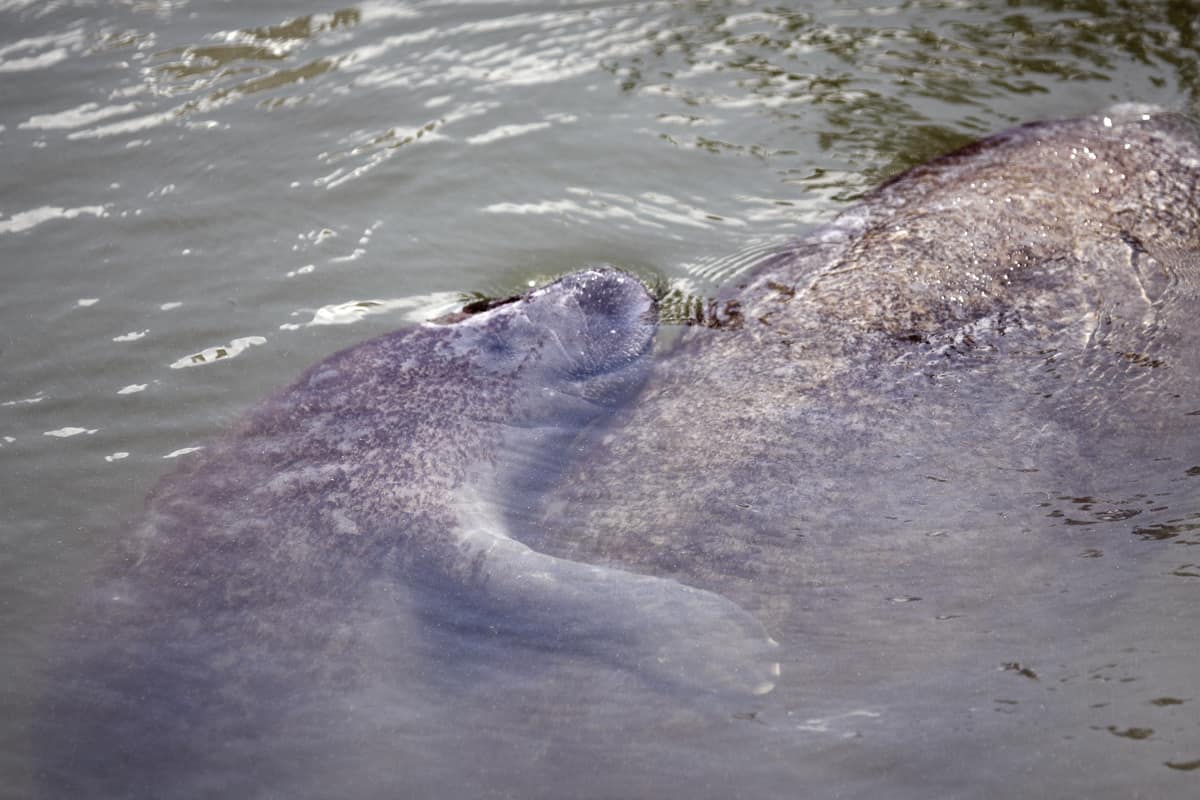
<box><xmin>2</xmin><ymin>1</ymin><xmax>1198</xmax><ymax>797</ymax></box>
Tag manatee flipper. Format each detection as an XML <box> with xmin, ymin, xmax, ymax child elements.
<box><xmin>36</xmin><ymin>268</ymin><xmax>777</xmax><ymax>797</ymax></box>
<box><xmin>429</xmin><ymin>494</ymin><xmax>780</xmax><ymax>696</ymax></box>
<box><xmin>400</xmin><ymin>269</ymin><xmax>779</xmax><ymax>695</ymax></box>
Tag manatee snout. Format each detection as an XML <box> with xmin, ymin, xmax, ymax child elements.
<box><xmin>515</xmin><ymin>267</ymin><xmax>657</xmax><ymax>405</ymax></box>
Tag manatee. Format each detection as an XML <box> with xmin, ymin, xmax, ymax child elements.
<box><xmin>519</xmin><ymin>107</ymin><xmax>1200</xmax><ymax>796</ymax></box>
<box><xmin>35</xmin><ymin>268</ymin><xmax>778</xmax><ymax>797</ymax></box>
<box><xmin>527</xmin><ymin>106</ymin><xmax>1200</xmax><ymax>619</ymax></box>
<box><xmin>36</xmin><ymin>107</ymin><xmax>1200</xmax><ymax>799</ymax></box>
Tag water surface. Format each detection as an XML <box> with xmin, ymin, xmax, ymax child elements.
<box><xmin>2</xmin><ymin>1</ymin><xmax>1198</xmax><ymax>797</ymax></box>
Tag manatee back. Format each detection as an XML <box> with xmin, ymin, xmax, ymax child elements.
<box><xmin>529</xmin><ymin>106</ymin><xmax>1200</xmax><ymax>650</ymax></box>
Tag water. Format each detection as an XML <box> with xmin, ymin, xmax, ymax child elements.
<box><xmin>2</xmin><ymin>1</ymin><xmax>1198</xmax><ymax>797</ymax></box>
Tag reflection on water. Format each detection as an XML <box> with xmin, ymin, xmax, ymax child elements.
<box><xmin>169</xmin><ymin>334</ymin><xmax>266</xmax><ymax>369</ymax></box>
<box><xmin>278</xmin><ymin>292</ymin><xmax>463</xmax><ymax>329</ymax></box>
<box><xmin>0</xmin><ymin>204</ymin><xmax>108</xmax><ymax>234</ymax></box>
<box><xmin>155</xmin><ymin>8</ymin><xmax>361</xmax><ymax>82</ymax></box>
<box><xmin>1</xmin><ymin>0</ymin><xmax>1199</xmax><ymax>798</ymax></box>
<box><xmin>606</xmin><ymin>0</ymin><xmax>1200</xmax><ymax>192</ymax></box>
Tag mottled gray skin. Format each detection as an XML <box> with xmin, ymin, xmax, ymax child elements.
<box><xmin>37</xmin><ymin>108</ymin><xmax>1200</xmax><ymax>799</ymax></box>
<box><xmin>36</xmin><ymin>269</ymin><xmax>775</xmax><ymax>797</ymax></box>
<box><xmin>533</xmin><ymin>106</ymin><xmax>1200</xmax><ymax>626</ymax></box>
<box><xmin>522</xmin><ymin>107</ymin><xmax>1200</xmax><ymax>797</ymax></box>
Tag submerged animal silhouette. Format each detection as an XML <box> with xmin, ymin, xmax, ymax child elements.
<box><xmin>37</xmin><ymin>268</ymin><xmax>778</xmax><ymax>796</ymax></box>
<box><xmin>37</xmin><ymin>106</ymin><xmax>1200</xmax><ymax>798</ymax></box>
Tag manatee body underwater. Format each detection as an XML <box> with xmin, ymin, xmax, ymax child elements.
<box><xmin>36</xmin><ymin>107</ymin><xmax>1200</xmax><ymax>798</ymax></box>
<box><xmin>37</xmin><ymin>270</ymin><xmax>779</xmax><ymax>796</ymax></box>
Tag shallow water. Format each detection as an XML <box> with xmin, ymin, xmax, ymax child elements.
<box><xmin>2</xmin><ymin>1</ymin><xmax>1199</xmax><ymax>798</ymax></box>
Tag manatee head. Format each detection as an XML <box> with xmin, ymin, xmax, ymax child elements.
<box><xmin>460</xmin><ymin>267</ymin><xmax>658</xmax><ymax>412</ymax></box>
<box><xmin>441</xmin><ymin>267</ymin><xmax>657</xmax><ymax>508</ymax></box>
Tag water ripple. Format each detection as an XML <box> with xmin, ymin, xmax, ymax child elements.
<box><xmin>0</xmin><ymin>205</ymin><xmax>108</xmax><ymax>234</ymax></box>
